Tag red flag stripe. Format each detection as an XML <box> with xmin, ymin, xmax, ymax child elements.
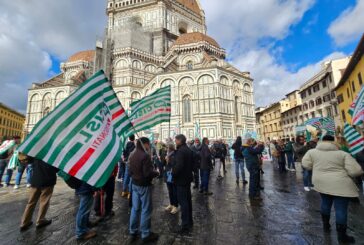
<box><xmin>69</xmin><ymin>148</ymin><xmax>96</xmax><ymax>176</ymax></box>
<box><xmin>349</xmin><ymin>138</ymin><xmax>364</xmax><ymax>148</ymax></box>
<box><xmin>112</xmin><ymin>108</ymin><xmax>125</xmax><ymax>120</ymax></box>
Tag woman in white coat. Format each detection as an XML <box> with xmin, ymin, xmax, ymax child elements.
<box><xmin>302</xmin><ymin>135</ymin><xmax>363</xmax><ymax>244</ymax></box>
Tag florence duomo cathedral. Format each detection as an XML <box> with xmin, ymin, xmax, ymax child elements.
<box><xmin>25</xmin><ymin>0</ymin><xmax>256</xmax><ymax>140</ymax></box>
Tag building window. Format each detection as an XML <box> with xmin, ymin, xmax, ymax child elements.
<box><xmin>308</xmin><ymin>88</ymin><xmax>312</xmax><ymax>95</ymax></box>
<box><xmin>322</xmin><ymin>80</ymin><xmax>327</xmax><ymax>88</ymax></box>
<box><xmin>234</xmin><ymin>97</ymin><xmax>239</xmax><ymax>122</ymax></box>
<box><xmin>186</xmin><ymin>61</ymin><xmax>193</xmax><ymax>70</ymax></box>
<box><xmin>359</xmin><ymin>72</ymin><xmax>363</xmax><ymax>86</ymax></box>
<box><xmin>352</xmin><ymin>81</ymin><xmax>356</xmax><ymax>92</ymax></box>
<box><xmin>347</xmin><ymin>88</ymin><xmax>350</xmax><ymax>98</ymax></box>
<box><xmin>337</xmin><ymin>94</ymin><xmax>344</xmax><ymax>104</ymax></box>
<box><xmin>311</xmin><ymin>112</ymin><xmax>315</xmax><ymax>118</ymax></box>
<box><xmin>341</xmin><ymin>110</ymin><xmax>346</xmax><ymax>122</ymax></box>
<box><xmin>316</xmin><ymin>97</ymin><xmax>322</xmax><ymax>105</ymax></box>
<box><xmin>326</xmin><ymin>107</ymin><xmax>332</xmax><ymax>117</ymax></box>
<box><xmin>183</xmin><ymin>96</ymin><xmax>192</xmax><ymax>123</ymax></box>
<box><xmin>301</xmin><ymin>91</ymin><xmax>306</xmax><ymax>99</ymax></box>
<box><xmin>309</xmin><ymin>100</ymin><xmax>315</xmax><ymax>108</ymax></box>
<box><xmin>313</xmin><ymin>84</ymin><xmax>320</xmax><ymax>92</ymax></box>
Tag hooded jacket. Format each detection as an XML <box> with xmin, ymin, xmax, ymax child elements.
<box><xmin>302</xmin><ymin>142</ymin><xmax>363</xmax><ymax>198</ymax></box>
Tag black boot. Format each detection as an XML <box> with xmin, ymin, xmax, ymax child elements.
<box><xmin>321</xmin><ymin>214</ymin><xmax>331</xmax><ymax>232</ymax></box>
<box><xmin>336</xmin><ymin>224</ymin><xmax>355</xmax><ymax>244</ymax></box>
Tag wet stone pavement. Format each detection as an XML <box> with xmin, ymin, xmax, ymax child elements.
<box><xmin>0</xmin><ymin>161</ymin><xmax>364</xmax><ymax>245</ymax></box>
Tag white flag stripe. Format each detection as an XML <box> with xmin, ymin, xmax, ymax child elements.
<box><xmin>116</xmin><ymin>119</ymin><xmax>133</xmax><ymax>133</ymax></box>
<box><xmin>88</xmin><ymin>138</ymin><xmax>120</xmax><ymax>186</ymax></box>
<box><xmin>133</xmin><ymin>115</ymin><xmax>170</xmax><ymax>131</ymax></box>
<box><xmin>131</xmin><ymin>91</ymin><xmax>170</xmax><ymax>111</ymax></box>
<box><xmin>131</xmin><ymin>94</ymin><xmax>171</xmax><ymax>111</ymax></box>
<box><xmin>28</xmin><ymin>83</ymin><xmax>109</xmax><ymax>157</ymax></box>
<box><xmin>20</xmin><ymin>74</ymin><xmax>105</xmax><ymax>151</ymax></box>
<box><xmin>70</xmin><ymin>127</ymin><xmax>115</xmax><ymax>179</ymax></box>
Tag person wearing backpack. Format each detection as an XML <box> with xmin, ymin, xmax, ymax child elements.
<box><xmin>20</xmin><ymin>158</ymin><xmax>58</xmax><ymax>231</ymax></box>
<box><xmin>232</xmin><ymin>136</ymin><xmax>248</xmax><ymax>185</ymax></box>
<box><xmin>199</xmin><ymin>138</ymin><xmax>213</xmax><ymax>195</ymax></box>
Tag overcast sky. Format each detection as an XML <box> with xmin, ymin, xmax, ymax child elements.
<box><xmin>0</xmin><ymin>0</ymin><xmax>363</xmax><ymax>113</ymax></box>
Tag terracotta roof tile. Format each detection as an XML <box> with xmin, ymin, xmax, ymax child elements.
<box><xmin>173</xmin><ymin>32</ymin><xmax>220</xmax><ymax>48</ymax></box>
<box><xmin>176</xmin><ymin>0</ymin><xmax>201</xmax><ymax>16</ymax></box>
<box><xmin>68</xmin><ymin>50</ymin><xmax>95</xmax><ymax>62</ymax></box>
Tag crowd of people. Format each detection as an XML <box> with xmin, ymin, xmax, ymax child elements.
<box><xmin>0</xmin><ymin>132</ymin><xmax>364</xmax><ymax>244</ymax></box>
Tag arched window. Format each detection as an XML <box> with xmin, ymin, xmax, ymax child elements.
<box><xmin>132</xmin><ymin>60</ymin><xmax>142</xmax><ymax>70</ymax></box>
<box><xmin>161</xmin><ymin>79</ymin><xmax>172</xmax><ymax>88</ymax></box>
<box><xmin>131</xmin><ymin>91</ymin><xmax>141</xmax><ymax>102</ymax></box>
<box><xmin>244</xmin><ymin>84</ymin><xmax>251</xmax><ymax>92</ymax></box>
<box><xmin>186</xmin><ymin>61</ymin><xmax>193</xmax><ymax>70</ymax></box>
<box><xmin>183</xmin><ymin>96</ymin><xmax>192</xmax><ymax>123</ymax></box>
<box><xmin>55</xmin><ymin>91</ymin><xmax>66</xmax><ymax>106</ymax></box>
<box><xmin>43</xmin><ymin>107</ymin><xmax>50</xmax><ymax>117</ymax></box>
<box><xmin>42</xmin><ymin>93</ymin><xmax>52</xmax><ymax>114</ymax></box>
<box><xmin>115</xmin><ymin>59</ymin><xmax>128</xmax><ymax>69</ymax></box>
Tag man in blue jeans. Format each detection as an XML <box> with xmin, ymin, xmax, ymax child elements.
<box><xmin>232</xmin><ymin>136</ymin><xmax>248</xmax><ymax>185</ymax></box>
<box><xmin>75</xmin><ymin>181</ymin><xmax>97</xmax><ymax>241</ymax></box>
<box><xmin>128</xmin><ymin>137</ymin><xmax>159</xmax><ymax>243</ymax></box>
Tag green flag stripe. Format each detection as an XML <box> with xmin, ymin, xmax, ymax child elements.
<box><xmin>133</xmin><ymin>114</ymin><xmax>170</xmax><ymax>132</ymax></box>
<box><xmin>94</xmin><ymin>144</ymin><xmax>123</xmax><ymax>188</ymax></box>
<box><xmin>130</xmin><ymin>99</ymin><xmax>171</xmax><ymax>115</ymax></box>
<box><xmin>131</xmin><ymin>91</ymin><xmax>171</xmax><ymax>111</ymax></box>
<box><xmin>19</xmin><ymin>73</ymin><xmax>106</xmax><ymax>152</ymax></box>
<box><xmin>130</xmin><ymin>88</ymin><xmax>170</xmax><ymax>108</ymax></box>
<box><xmin>55</xmin><ymin>142</ymin><xmax>84</xmax><ymax>170</ymax></box>
<box><xmin>34</xmin><ymin>88</ymin><xmax>106</xmax><ymax>159</ymax></box>
<box><xmin>22</xmin><ymin>79</ymin><xmax>107</xmax><ymax>153</ymax></box>
<box><xmin>82</xmin><ymin>130</ymin><xmax>117</xmax><ymax>182</ymax></box>
<box><xmin>45</xmin><ymin>103</ymin><xmax>103</xmax><ymax>163</ymax></box>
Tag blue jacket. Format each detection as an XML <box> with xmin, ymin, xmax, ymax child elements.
<box><xmin>243</xmin><ymin>145</ymin><xmax>264</xmax><ymax>167</ymax></box>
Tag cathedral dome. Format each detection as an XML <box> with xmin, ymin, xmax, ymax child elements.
<box><xmin>173</xmin><ymin>32</ymin><xmax>220</xmax><ymax>48</ymax></box>
<box><xmin>67</xmin><ymin>50</ymin><xmax>95</xmax><ymax>62</ymax></box>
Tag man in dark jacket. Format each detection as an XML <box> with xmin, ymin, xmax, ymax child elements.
<box><xmin>129</xmin><ymin>137</ymin><xmax>159</xmax><ymax>243</ymax></box>
<box><xmin>122</xmin><ymin>135</ymin><xmax>136</xmax><ymax>198</ymax></box>
<box><xmin>199</xmin><ymin>138</ymin><xmax>213</xmax><ymax>195</ymax></box>
<box><xmin>243</xmin><ymin>139</ymin><xmax>264</xmax><ymax>200</ymax></box>
<box><xmin>173</xmin><ymin>134</ymin><xmax>194</xmax><ymax>233</ymax></box>
<box><xmin>190</xmin><ymin>138</ymin><xmax>202</xmax><ymax>189</ymax></box>
<box><xmin>20</xmin><ymin>158</ymin><xmax>58</xmax><ymax>231</ymax></box>
<box><xmin>212</xmin><ymin>140</ymin><xmax>226</xmax><ymax>180</ymax></box>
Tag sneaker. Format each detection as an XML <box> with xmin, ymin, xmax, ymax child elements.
<box><xmin>170</xmin><ymin>206</ymin><xmax>179</xmax><ymax>214</ymax></box>
<box><xmin>291</xmin><ymin>168</ymin><xmax>296</xmax><ymax>172</ymax></box>
<box><xmin>142</xmin><ymin>232</ymin><xmax>159</xmax><ymax>243</ymax></box>
<box><xmin>36</xmin><ymin>219</ymin><xmax>52</xmax><ymax>229</ymax></box>
<box><xmin>165</xmin><ymin>205</ymin><xmax>173</xmax><ymax>212</ymax></box>
<box><xmin>116</xmin><ymin>178</ymin><xmax>122</xmax><ymax>182</ymax></box>
<box><xmin>26</xmin><ymin>184</ymin><xmax>31</xmax><ymax>188</ymax></box>
<box><xmin>121</xmin><ymin>191</ymin><xmax>129</xmax><ymax>197</ymax></box>
<box><xmin>77</xmin><ymin>230</ymin><xmax>97</xmax><ymax>241</ymax></box>
<box><xmin>204</xmin><ymin>191</ymin><xmax>213</xmax><ymax>196</ymax></box>
<box><xmin>20</xmin><ymin>221</ymin><xmax>33</xmax><ymax>232</ymax></box>
<box><xmin>304</xmin><ymin>187</ymin><xmax>311</xmax><ymax>192</ymax></box>
<box><xmin>14</xmin><ymin>185</ymin><xmax>19</xmax><ymax>189</ymax></box>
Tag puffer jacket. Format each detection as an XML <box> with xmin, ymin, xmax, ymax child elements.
<box><xmin>302</xmin><ymin>142</ymin><xmax>363</xmax><ymax>198</ymax></box>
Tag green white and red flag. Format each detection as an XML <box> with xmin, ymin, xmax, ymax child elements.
<box><xmin>0</xmin><ymin>140</ymin><xmax>15</xmax><ymax>155</ymax></box>
<box><xmin>18</xmin><ymin>70</ymin><xmax>134</xmax><ymax>188</ymax></box>
<box><xmin>349</xmin><ymin>85</ymin><xmax>364</xmax><ymax>125</ymax></box>
<box><xmin>130</xmin><ymin>86</ymin><xmax>171</xmax><ymax>132</ymax></box>
<box><xmin>343</xmin><ymin>123</ymin><xmax>364</xmax><ymax>155</ymax></box>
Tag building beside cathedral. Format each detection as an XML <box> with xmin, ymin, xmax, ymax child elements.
<box><xmin>25</xmin><ymin>0</ymin><xmax>256</xmax><ymax>140</ymax></box>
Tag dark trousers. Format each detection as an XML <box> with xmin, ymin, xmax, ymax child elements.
<box><xmin>200</xmin><ymin>169</ymin><xmax>210</xmax><ymax>192</ymax></box>
<box><xmin>176</xmin><ymin>185</ymin><xmax>193</xmax><ymax>228</ymax></box>
<box><xmin>221</xmin><ymin>158</ymin><xmax>226</xmax><ymax>172</ymax></box>
<box><xmin>320</xmin><ymin>193</ymin><xmax>350</xmax><ymax>225</ymax></box>
<box><xmin>94</xmin><ymin>177</ymin><xmax>115</xmax><ymax>216</ymax></box>
<box><xmin>278</xmin><ymin>160</ymin><xmax>286</xmax><ymax>173</ymax></box>
<box><xmin>118</xmin><ymin>161</ymin><xmax>125</xmax><ymax>179</ymax></box>
<box><xmin>246</xmin><ymin>163</ymin><xmax>260</xmax><ymax>198</ymax></box>
<box><xmin>0</xmin><ymin>159</ymin><xmax>7</xmax><ymax>184</ymax></box>
<box><xmin>193</xmin><ymin>167</ymin><xmax>200</xmax><ymax>187</ymax></box>
<box><xmin>167</xmin><ymin>183</ymin><xmax>178</xmax><ymax>207</ymax></box>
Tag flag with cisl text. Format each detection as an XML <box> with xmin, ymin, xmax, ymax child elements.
<box><xmin>130</xmin><ymin>85</ymin><xmax>171</xmax><ymax>133</ymax></box>
<box><xmin>18</xmin><ymin>70</ymin><xmax>134</xmax><ymax>188</ymax></box>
